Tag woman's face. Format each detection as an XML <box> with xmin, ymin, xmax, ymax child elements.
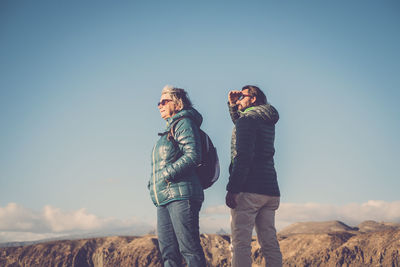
<box><xmin>158</xmin><ymin>93</ymin><xmax>178</xmax><ymax>119</ymax></box>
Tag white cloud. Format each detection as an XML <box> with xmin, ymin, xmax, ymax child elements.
<box><xmin>203</xmin><ymin>204</ymin><xmax>229</xmax><ymax>215</ymax></box>
<box><xmin>201</xmin><ymin>200</ymin><xmax>400</xmax><ymax>232</ymax></box>
<box><xmin>43</xmin><ymin>206</ymin><xmax>103</xmax><ymax>232</ymax></box>
<box><xmin>0</xmin><ymin>203</ymin><xmax>44</xmax><ymax>232</ymax></box>
<box><xmin>276</xmin><ymin>200</ymin><xmax>400</xmax><ymax>229</ymax></box>
<box><xmin>0</xmin><ymin>203</ymin><xmax>154</xmax><ymax>243</ymax></box>
<box><xmin>2</xmin><ymin>200</ymin><xmax>400</xmax><ymax>243</ymax></box>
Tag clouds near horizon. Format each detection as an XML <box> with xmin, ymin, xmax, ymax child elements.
<box><xmin>0</xmin><ymin>203</ymin><xmax>153</xmax><ymax>242</ymax></box>
<box><xmin>2</xmin><ymin>200</ymin><xmax>400</xmax><ymax>242</ymax></box>
<box><xmin>201</xmin><ymin>200</ymin><xmax>400</xmax><ymax>232</ymax></box>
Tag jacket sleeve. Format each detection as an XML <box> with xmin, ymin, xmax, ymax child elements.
<box><xmin>157</xmin><ymin>118</ymin><xmax>201</xmax><ymax>182</ymax></box>
<box><xmin>228</xmin><ymin>102</ymin><xmax>240</xmax><ymax>123</ymax></box>
<box><xmin>226</xmin><ymin>116</ymin><xmax>257</xmax><ymax>193</ymax></box>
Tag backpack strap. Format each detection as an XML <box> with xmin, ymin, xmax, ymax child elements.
<box><xmin>168</xmin><ymin>116</ymin><xmax>190</xmax><ymax>143</ymax></box>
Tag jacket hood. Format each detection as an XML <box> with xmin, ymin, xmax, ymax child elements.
<box><xmin>241</xmin><ymin>104</ymin><xmax>279</xmax><ymax>124</ymax></box>
<box><xmin>166</xmin><ymin>107</ymin><xmax>203</xmax><ymax>129</ymax></box>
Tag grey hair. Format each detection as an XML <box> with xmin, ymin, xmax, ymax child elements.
<box><xmin>162</xmin><ymin>85</ymin><xmax>193</xmax><ymax>110</ymax></box>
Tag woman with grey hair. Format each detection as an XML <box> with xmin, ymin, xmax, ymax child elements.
<box><xmin>149</xmin><ymin>85</ymin><xmax>206</xmax><ymax>266</ymax></box>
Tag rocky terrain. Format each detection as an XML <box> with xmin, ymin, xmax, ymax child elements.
<box><xmin>1</xmin><ymin>220</ymin><xmax>399</xmax><ymax>267</ymax></box>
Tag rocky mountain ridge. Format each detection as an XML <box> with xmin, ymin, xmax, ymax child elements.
<box><xmin>1</xmin><ymin>220</ymin><xmax>399</xmax><ymax>266</ymax></box>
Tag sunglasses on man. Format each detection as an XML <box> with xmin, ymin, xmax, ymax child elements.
<box><xmin>238</xmin><ymin>94</ymin><xmax>252</xmax><ymax>100</ymax></box>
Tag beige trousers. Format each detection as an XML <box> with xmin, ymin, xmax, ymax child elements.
<box><xmin>230</xmin><ymin>192</ymin><xmax>282</xmax><ymax>267</ymax></box>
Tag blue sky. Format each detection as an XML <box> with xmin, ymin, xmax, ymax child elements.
<box><xmin>1</xmin><ymin>0</ymin><xmax>400</xmax><ymax>242</ymax></box>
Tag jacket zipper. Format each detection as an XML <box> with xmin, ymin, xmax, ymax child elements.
<box><xmin>152</xmin><ymin>144</ymin><xmax>160</xmax><ymax>205</ymax></box>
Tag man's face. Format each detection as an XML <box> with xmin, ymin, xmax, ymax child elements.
<box><xmin>158</xmin><ymin>94</ymin><xmax>177</xmax><ymax>119</ymax></box>
<box><xmin>237</xmin><ymin>89</ymin><xmax>255</xmax><ymax>111</ymax></box>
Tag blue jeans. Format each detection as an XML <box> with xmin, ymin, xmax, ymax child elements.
<box><xmin>157</xmin><ymin>199</ymin><xmax>206</xmax><ymax>267</ymax></box>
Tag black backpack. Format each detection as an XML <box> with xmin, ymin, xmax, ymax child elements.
<box><xmin>168</xmin><ymin>117</ymin><xmax>220</xmax><ymax>189</ymax></box>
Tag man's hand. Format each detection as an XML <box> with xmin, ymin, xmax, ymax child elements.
<box><xmin>225</xmin><ymin>192</ymin><xmax>239</xmax><ymax>209</ymax></box>
<box><xmin>228</xmin><ymin>90</ymin><xmax>242</xmax><ymax>106</ymax></box>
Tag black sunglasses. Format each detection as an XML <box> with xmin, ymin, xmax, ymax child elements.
<box><xmin>157</xmin><ymin>99</ymin><xmax>172</xmax><ymax>106</ymax></box>
<box><xmin>238</xmin><ymin>94</ymin><xmax>252</xmax><ymax>100</ymax></box>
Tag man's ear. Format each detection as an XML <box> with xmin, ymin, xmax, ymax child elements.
<box><xmin>251</xmin><ymin>96</ymin><xmax>257</xmax><ymax>104</ymax></box>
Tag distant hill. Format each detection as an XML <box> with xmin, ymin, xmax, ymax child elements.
<box><xmin>278</xmin><ymin>220</ymin><xmax>358</xmax><ymax>236</ymax></box>
<box><xmin>1</xmin><ymin>220</ymin><xmax>399</xmax><ymax>266</ymax></box>
<box><xmin>357</xmin><ymin>220</ymin><xmax>400</xmax><ymax>233</ymax></box>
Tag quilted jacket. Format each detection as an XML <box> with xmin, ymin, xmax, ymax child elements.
<box><xmin>227</xmin><ymin>103</ymin><xmax>280</xmax><ymax>196</ymax></box>
<box><xmin>149</xmin><ymin>108</ymin><xmax>204</xmax><ymax>207</ymax></box>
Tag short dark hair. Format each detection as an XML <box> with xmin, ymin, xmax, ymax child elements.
<box><xmin>242</xmin><ymin>85</ymin><xmax>267</xmax><ymax>105</ymax></box>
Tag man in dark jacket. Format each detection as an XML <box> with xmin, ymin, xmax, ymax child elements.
<box><xmin>226</xmin><ymin>85</ymin><xmax>282</xmax><ymax>267</ymax></box>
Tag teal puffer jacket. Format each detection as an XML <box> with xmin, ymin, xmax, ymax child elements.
<box><xmin>149</xmin><ymin>108</ymin><xmax>204</xmax><ymax>207</ymax></box>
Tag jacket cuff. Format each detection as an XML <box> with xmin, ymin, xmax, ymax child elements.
<box><xmin>228</xmin><ymin>102</ymin><xmax>238</xmax><ymax>110</ymax></box>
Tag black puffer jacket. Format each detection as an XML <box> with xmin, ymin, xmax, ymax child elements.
<box><xmin>227</xmin><ymin>103</ymin><xmax>280</xmax><ymax>196</ymax></box>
